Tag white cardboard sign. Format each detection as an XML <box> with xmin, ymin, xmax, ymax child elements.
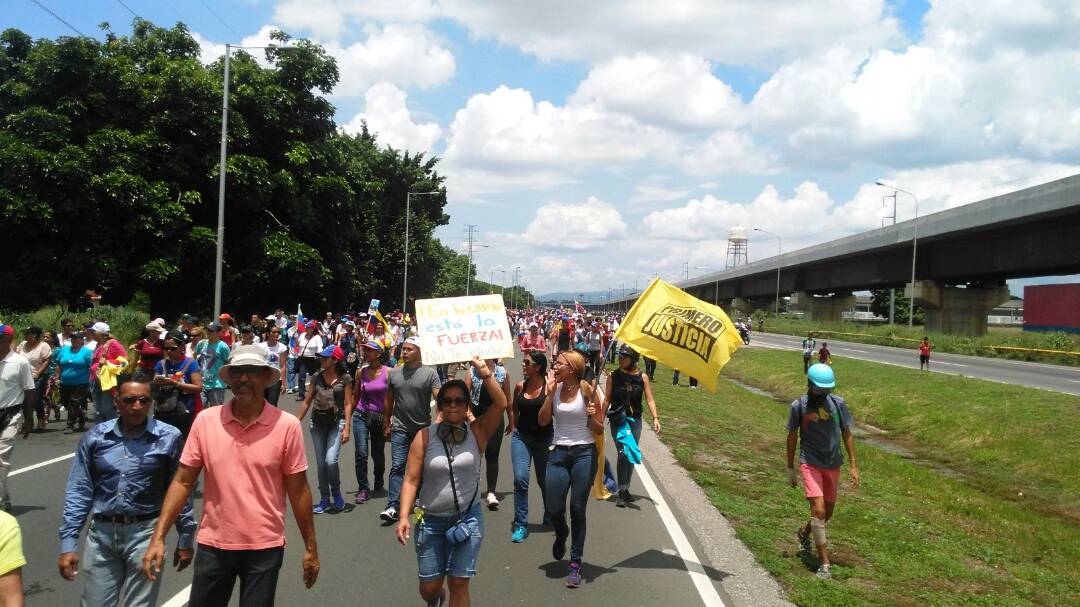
<box><xmin>415</xmin><ymin>294</ymin><xmax>514</xmax><ymax>364</ymax></box>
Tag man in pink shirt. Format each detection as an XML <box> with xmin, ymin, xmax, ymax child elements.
<box><xmin>142</xmin><ymin>345</ymin><xmax>319</xmax><ymax>605</ymax></box>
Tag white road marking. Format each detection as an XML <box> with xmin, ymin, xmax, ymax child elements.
<box><xmin>932</xmin><ymin>361</ymin><xmax>968</xmax><ymax>367</ymax></box>
<box><xmin>843</xmin><ymin>348</ymin><xmax>871</xmax><ymax>354</ymax></box>
<box><xmin>10</xmin><ymin>453</ymin><xmax>74</xmax><ymax>477</ymax></box>
<box><xmin>160</xmin><ymin>584</ymin><xmax>191</xmax><ymax>607</ymax></box>
<box><xmin>598</xmin><ymin>384</ymin><xmax>726</xmax><ymax>607</ymax></box>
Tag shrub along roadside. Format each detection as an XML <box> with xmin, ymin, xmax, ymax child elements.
<box><xmin>0</xmin><ymin>305</ymin><xmax>149</xmax><ymax>351</ymax></box>
<box><xmin>761</xmin><ymin>317</ymin><xmax>1080</xmax><ymax>366</ymax></box>
<box><xmin>649</xmin><ymin>360</ymin><xmax>1080</xmax><ymax>606</ymax></box>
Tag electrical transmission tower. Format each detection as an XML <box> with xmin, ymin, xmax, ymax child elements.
<box><xmin>464</xmin><ymin>224</ymin><xmax>480</xmax><ymax>296</ymax></box>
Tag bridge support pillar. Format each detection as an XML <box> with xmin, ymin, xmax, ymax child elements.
<box><xmin>907</xmin><ymin>280</ymin><xmax>1010</xmax><ymax>336</ymax></box>
<box><xmin>731</xmin><ymin>298</ymin><xmax>754</xmax><ymax>320</ymax></box>
<box><xmin>792</xmin><ymin>292</ymin><xmax>855</xmax><ymax>323</ymax></box>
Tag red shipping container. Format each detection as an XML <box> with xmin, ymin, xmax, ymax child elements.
<box><xmin>1024</xmin><ymin>284</ymin><xmax>1080</xmax><ymax>333</ymax></box>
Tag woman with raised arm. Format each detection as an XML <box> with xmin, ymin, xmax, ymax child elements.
<box><xmin>396</xmin><ymin>356</ymin><xmax>507</xmax><ymax>607</ymax></box>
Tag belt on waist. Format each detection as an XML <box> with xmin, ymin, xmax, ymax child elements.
<box><xmin>93</xmin><ymin>511</ymin><xmax>160</xmax><ymax>524</ymax></box>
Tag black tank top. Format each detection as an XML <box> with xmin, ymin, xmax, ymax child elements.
<box><xmin>514</xmin><ymin>381</ymin><xmax>553</xmax><ymax>439</ymax></box>
<box><xmin>608</xmin><ymin>369</ymin><xmax>644</xmax><ymax>419</ymax></box>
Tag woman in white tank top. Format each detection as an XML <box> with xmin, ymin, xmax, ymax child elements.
<box><xmin>537</xmin><ymin>350</ymin><xmax>606</xmax><ymax>588</ymax></box>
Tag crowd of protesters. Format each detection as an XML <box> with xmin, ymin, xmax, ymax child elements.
<box><xmin>0</xmin><ymin>296</ymin><xmax>863</xmax><ymax>604</ymax></box>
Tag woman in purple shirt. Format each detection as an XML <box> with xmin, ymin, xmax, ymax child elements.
<box><xmin>351</xmin><ymin>341</ymin><xmax>389</xmax><ymax>504</ymax></box>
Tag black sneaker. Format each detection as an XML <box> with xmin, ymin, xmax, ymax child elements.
<box><xmin>615</xmin><ymin>492</ymin><xmax>627</xmax><ymax>508</ymax></box>
<box><xmin>797</xmin><ymin>527</ymin><xmax>812</xmax><ymax>552</ymax></box>
<box><xmin>552</xmin><ymin>534</ymin><xmax>567</xmax><ymax>561</ymax></box>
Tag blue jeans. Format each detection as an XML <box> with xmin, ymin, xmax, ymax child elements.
<box><xmin>352</xmin><ymin>412</ymin><xmax>386</xmax><ymax>491</ymax></box>
<box><xmin>286</xmin><ymin>358</ymin><xmax>298</xmax><ymax>391</ymax></box>
<box><xmin>297</xmin><ymin>360</ymin><xmax>309</xmax><ymax>398</ymax></box>
<box><xmin>610</xmin><ymin>414</ymin><xmax>643</xmax><ymax>492</ymax></box>
<box><xmin>387</xmin><ymin>429</ymin><xmax>416</xmax><ymax>510</ymax></box>
<box><xmin>93</xmin><ymin>382</ymin><xmax>116</xmax><ymax>423</ymax></box>
<box><xmin>511</xmin><ymin>431</ymin><xmax>551</xmax><ymax>529</ymax></box>
<box><xmin>545</xmin><ymin>443</ymin><xmax>597</xmax><ymax>564</ymax></box>
<box><xmin>80</xmin><ymin>518</ymin><xmax>161</xmax><ymax>606</ymax></box>
<box><xmin>309</xmin><ymin>418</ymin><xmax>344</xmax><ymax>497</ymax></box>
<box><xmin>415</xmin><ymin>503</ymin><xmax>484</xmax><ymax>580</ymax></box>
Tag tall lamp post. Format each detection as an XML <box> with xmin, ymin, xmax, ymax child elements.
<box><xmin>402</xmin><ymin>191</ymin><xmax>440</xmax><ymax>312</ymax></box>
<box><xmin>753</xmin><ymin>228</ymin><xmax>782</xmax><ymax>316</ymax></box>
<box><xmin>214</xmin><ymin>43</ymin><xmax>300</xmax><ymax>318</ymax></box>
<box><xmin>875</xmin><ymin>181</ymin><xmax>919</xmax><ymax>327</ymax></box>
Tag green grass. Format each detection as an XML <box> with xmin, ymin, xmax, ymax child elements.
<box><xmin>645</xmin><ymin>351</ymin><xmax>1080</xmax><ymax>606</ymax></box>
<box><xmin>760</xmin><ymin>317</ymin><xmax>1080</xmax><ymax>366</ymax></box>
<box><xmin>0</xmin><ymin>305</ymin><xmax>149</xmax><ymax>348</ymax></box>
<box><xmin>720</xmin><ymin>349</ymin><xmax>1080</xmax><ymax>521</ymax></box>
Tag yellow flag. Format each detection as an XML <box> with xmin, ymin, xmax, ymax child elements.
<box><xmin>615</xmin><ymin>277</ymin><xmax>742</xmax><ymax>391</ymax></box>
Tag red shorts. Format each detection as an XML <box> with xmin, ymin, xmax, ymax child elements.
<box><xmin>801</xmin><ymin>463</ymin><xmax>840</xmax><ymax>502</ymax></box>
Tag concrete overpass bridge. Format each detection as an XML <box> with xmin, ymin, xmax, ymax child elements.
<box><xmin>615</xmin><ymin>174</ymin><xmax>1080</xmax><ymax>335</ymax></box>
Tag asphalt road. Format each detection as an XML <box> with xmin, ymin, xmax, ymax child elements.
<box><xmin>750</xmin><ymin>331</ymin><xmax>1080</xmax><ymax>395</ymax></box>
<box><xmin>11</xmin><ymin>351</ymin><xmax>791</xmax><ymax>606</ymax></box>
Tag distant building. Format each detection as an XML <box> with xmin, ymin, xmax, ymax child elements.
<box><xmin>1023</xmin><ymin>284</ymin><xmax>1080</xmax><ymax>333</ymax></box>
<box><xmin>988</xmin><ymin>299</ymin><xmax>1024</xmax><ymax>326</ymax></box>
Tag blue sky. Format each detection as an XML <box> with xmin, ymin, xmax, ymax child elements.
<box><xmin>11</xmin><ymin>0</ymin><xmax>1079</xmax><ymax>297</ymax></box>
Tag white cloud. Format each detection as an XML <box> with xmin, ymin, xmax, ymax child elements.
<box><xmin>438</xmin><ymin>0</ymin><xmax>902</xmax><ymax>68</ymax></box>
<box><xmin>570</xmin><ymin>53</ymin><xmax>746</xmax><ymax>131</ymax></box>
<box><xmin>271</xmin><ymin>0</ymin><xmax>440</xmax><ymax>39</ymax></box>
<box><xmin>520</xmin><ymin>197</ymin><xmax>627</xmax><ymax>250</ymax></box>
<box><xmin>629</xmin><ymin>185</ymin><xmax>692</xmax><ymax>204</ymax></box>
<box><xmin>682</xmin><ymin>131</ymin><xmax>779</xmax><ymax>176</ymax></box>
<box><xmin>749</xmin><ymin>1</ymin><xmax>1080</xmax><ymax>168</ymax></box>
<box><xmin>322</xmin><ymin>24</ymin><xmax>455</xmax><ymax>97</ymax></box>
<box><xmin>342</xmin><ymin>82</ymin><xmax>442</xmax><ymax>152</ymax></box>
<box><xmin>441</xmin><ymin>86</ymin><xmax>679</xmax><ymax>192</ymax></box>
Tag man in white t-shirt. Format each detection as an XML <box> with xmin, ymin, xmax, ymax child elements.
<box><xmin>0</xmin><ymin>324</ymin><xmax>35</xmax><ymax>511</ymax></box>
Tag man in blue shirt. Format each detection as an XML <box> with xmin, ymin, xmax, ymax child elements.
<box><xmin>58</xmin><ymin>370</ymin><xmax>196</xmax><ymax>606</ymax></box>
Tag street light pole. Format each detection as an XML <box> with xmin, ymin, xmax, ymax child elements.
<box><xmin>876</xmin><ymin>181</ymin><xmax>919</xmax><ymax>327</ymax></box>
<box><xmin>753</xmin><ymin>228</ymin><xmax>782</xmax><ymax>316</ymax></box>
<box><xmin>212</xmin><ymin>44</ymin><xmax>232</xmax><ymax>320</ymax></box>
<box><xmin>403</xmin><ymin>191</ymin><xmax>440</xmax><ymax>313</ymax></box>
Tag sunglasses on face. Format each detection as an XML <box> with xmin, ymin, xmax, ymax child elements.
<box><xmin>164</xmin><ymin>346</ymin><xmax>180</xmax><ymax>352</ymax></box>
<box><xmin>228</xmin><ymin>366</ymin><xmax>265</xmax><ymax>377</ymax></box>
<box><xmin>438</xmin><ymin>396</ymin><xmax>468</xmax><ymax>407</ymax></box>
<box><xmin>120</xmin><ymin>396</ymin><xmax>153</xmax><ymax>405</ymax></box>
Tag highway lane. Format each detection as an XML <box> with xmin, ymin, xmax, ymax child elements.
<box><xmin>749</xmin><ymin>331</ymin><xmax>1080</xmax><ymax>395</ymax></box>
<box><xmin>11</xmin><ymin>352</ymin><xmax>791</xmax><ymax>606</ymax></box>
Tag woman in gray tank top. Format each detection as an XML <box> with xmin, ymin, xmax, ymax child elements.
<box><xmin>396</xmin><ymin>357</ymin><xmax>507</xmax><ymax>607</ymax></box>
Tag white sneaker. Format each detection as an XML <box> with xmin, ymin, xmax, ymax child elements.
<box><xmin>379</xmin><ymin>507</ymin><xmax>398</xmax><ymax>521</ymax></box>
<box><xmin>486</xmin><ymin>492</ymin><xmax>499</xmax><ymax>510</ymax></box>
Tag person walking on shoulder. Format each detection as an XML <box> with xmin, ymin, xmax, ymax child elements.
<box><xmin>919</xmin><ymin>337</ymin><xmax>931</xmax><ymax>371</ymax></box>
<box><xmin>785</xmin><ymin>363</ymin><xmax>859</xmax><ymax>580</ymax></box>
<box><xmin>380</xmin><ymin>338</ymin><xmax>441</xmax><ymax>522</ymax></box>
<box><xmin>142</xmin><ymin>345</ymin><xmax>319</xmax><ymax>605</ymax></box>
<box><xmin>801</xmin><ymin>333</ymin><xmax>816</xmax><ymax>374</ymax></box>
<box><xmin>59</xmin><ymin>371</ymin><xmax>196</xmax><ymax>606</ymax></box>
<box><xmin>395</xmin><ymin>358</ymin><xmax>507</xmax><ymax>607</ymax></box>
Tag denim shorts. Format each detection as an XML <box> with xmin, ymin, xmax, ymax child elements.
<box><xmin>415</xmin><ymin>502</ymin><xmax>484</xmax><ymax>580</ymax></box>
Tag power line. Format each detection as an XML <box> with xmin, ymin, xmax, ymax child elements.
<box><xmin>196</xmin><ymin>0</ymin><xmax>242</xmax><ymax>39</ymax></box>
<box><xmin>115</xmin><ymin>0</ymin><xmax>139</xmax><ymax>18</ymax></box>
<box><xmin>27</xmin><ymin>0</ymin><xmax>86</xmax><ymax>36</ymax></box>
